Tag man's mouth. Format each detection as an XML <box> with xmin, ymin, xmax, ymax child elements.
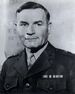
<box><xmin>25</xmin><ymin>37</ymin><xmax>38</xmax><ymax>40</ymax></box>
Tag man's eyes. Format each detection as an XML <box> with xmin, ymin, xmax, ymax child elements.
<box><xmin>35</xmin><ymin>22</ymin><xmax>43</xmax><ymax>26</ymax></box>
<box><xmin>37</xmin><ymin>23</ymin><xmax>42</xmax><ymax>26</ymax></box>
<box><xmin>20</xmin><ymin>23</ymin><xmax>28</xmax><ymax>26</ymax></box>
<box><xmin>19</xmin><ymin>21</ymin><xmax>43</xmax><ymax>26</ymax></box>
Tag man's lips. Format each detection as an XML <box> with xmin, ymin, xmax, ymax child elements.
<box><xmin>25</xmin><ymin>37</ymin><xmax>38</xmax><ymax>40</ymax></box>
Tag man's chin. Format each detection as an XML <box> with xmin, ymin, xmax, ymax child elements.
<box><xmin>24</xmin><ymin>45</ymin><xmax>39</xmax><ymax>49</ymax></box>
<box><xmin>25</xmin><ymin>46</ymin><xmax>38</xmax><ymax>49</ymax></box>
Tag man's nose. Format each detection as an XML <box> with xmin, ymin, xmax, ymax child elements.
<box><xmin>27</xmin><ymin>25</ymin><xmax>35</xmax><ymax>35</ymax></box>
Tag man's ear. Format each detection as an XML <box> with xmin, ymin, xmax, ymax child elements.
<box><xmin>48</xmin><ymin>22</ymin><xmax>52</xmax><ymax>35</ymax></box>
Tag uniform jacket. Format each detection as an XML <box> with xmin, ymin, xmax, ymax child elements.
<box><xmin>0</xmin><ymin>42</ymin><xmax>75</xmax><ymax>94</ymax></box>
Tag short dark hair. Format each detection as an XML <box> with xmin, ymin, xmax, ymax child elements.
<box><xmin>16</xmin><ymin>1</ymin><xmax>50</xmax><ymax>21</ymax></box>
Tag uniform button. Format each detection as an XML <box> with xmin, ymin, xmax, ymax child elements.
<box><xmin>49</xmin><ymin>87</ymin><xmax>53</xmax><ymax>90</ymax></box>
<box><xmin>6</xmin><ymin>84</ymin><xmax>10</xmax><ymax>88</ymax></box>
<box><xmin>25</xmin><ymin>83</ymin><xmax>30</xmax><ymax>88</ymax></box>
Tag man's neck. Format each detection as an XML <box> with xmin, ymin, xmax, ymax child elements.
<box><xmin>26</xmin><ymin>42</ymin><xmax>48</xmax><ymax>60</ymax></box>
<box><xmin>26</xmin><ymin>42</ymin><xmax>48</xmax><ymax>54</ymax></box>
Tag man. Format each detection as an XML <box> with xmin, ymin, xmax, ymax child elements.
<box><xmin>0</xmin><ymin>1</ymin><xmax>75</xmax><ymax>94</ymax></box>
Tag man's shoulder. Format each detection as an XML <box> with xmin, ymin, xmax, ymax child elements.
<box><xmin>4</xmin><ymin>50</ymin><xmax>24</xmax><ymax>67</ymax></box>
<box><xmin>48</xmin><ymin>42</ymin><xmax>74</xmax><ymax>64</ymax></box>
<box><xmin>55</xmin><ymin>47</ymin><xmax>75</xmax><ymax>66</ymax></box>
<box><xmin>47</xmin><ymin>42</ymin><xmax>74</xmax><ymax>58</ymax></box>
<box><xmin>55</xmin><ymin>48</ymin><xmax>74</xmax><ymax>58</ymax></box>
<box><xmin>55</xmin><ymin>47</ymin><xmax>73</xmax><ymax>57</ymax></box>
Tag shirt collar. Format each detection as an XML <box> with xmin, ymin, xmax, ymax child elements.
<box><xmin>34</xmin><ymin>42</ymin><xmax>48</xmax><ymax>60</ymax></box>
<box><xmin>26</xmin><ymin>42</ymin><xmax>48</xmax><ymax>60</ymax></box>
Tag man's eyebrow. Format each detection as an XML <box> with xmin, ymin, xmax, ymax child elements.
<box><xmin>34</xmin><ymin>20</ymin><xmax>43</xmax><ymax>24</ymax></box>
<box><xmin>20</xmin><ymin>21</ymin><xmax>28</xmax><ymax>24</ymax></box>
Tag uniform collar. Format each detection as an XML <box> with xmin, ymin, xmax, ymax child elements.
<box><xmin>26</xmin><ymin>42</ymin><xmax>48</xmax><ymax>62</ymax></box>
<box><xmin>26</xmin><ymin>42</ymin><xmax>48</xmax><ymax>65</ymax></box>
<box><xmin>34</xmin><ymin>42</ymin><xmax>48</xmax><ymax>60</ymax></box>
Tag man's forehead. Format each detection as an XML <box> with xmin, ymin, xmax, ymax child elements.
<box><xmin>17</xmin><ymin>8</ymin><xmax>46</xmax><ymax>21</ymax></box>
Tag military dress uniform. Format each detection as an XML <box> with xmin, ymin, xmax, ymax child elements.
<box><xmin>0</xmin><ymin>42</ymin><xmax>75</xmax><ymax>94</ymax></box>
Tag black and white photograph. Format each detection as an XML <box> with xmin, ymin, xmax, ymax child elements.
<box><xmin>0</xmin><ymin>0</ymin><xmax>75</xmax><ymax>94</ymax></box>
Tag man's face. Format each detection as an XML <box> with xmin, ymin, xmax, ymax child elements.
<box><xmin>17</xmin><ymin>8</ymin><xmax>49</xmax><ymax>49</ymax></box>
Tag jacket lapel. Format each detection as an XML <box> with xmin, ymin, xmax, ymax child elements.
<box><xmin>14</xmin><ymin>50</ymin><xmax>28</xmax><ymax>78</ymax></box>
<box><xmin>26</xmin><ymin>42</ymin><xmax>55</xmax><ymax>78</ymax></box>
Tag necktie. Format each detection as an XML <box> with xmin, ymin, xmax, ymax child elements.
<box><xmin>27</xmin><ymin>54</ymin><xmax>36</xmax><ymax>69</ymax></box>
